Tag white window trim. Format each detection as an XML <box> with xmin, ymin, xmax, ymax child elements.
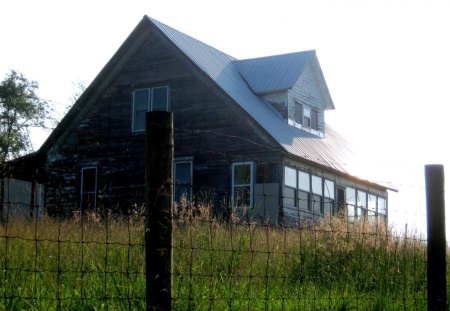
<box><xmin>231</xmin><ymin>161</ymin><xmax>254</xmax><ymax>208</ymax></box>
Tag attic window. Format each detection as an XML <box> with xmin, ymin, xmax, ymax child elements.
<box><xmin>294</xmin><ymin>102</ymin><xmax>318</xmax><ymax>130</ymax></box>
<box><xmin>132</xmin><ymin>86</ymin><xmax>170</xmax><ymax>132</ymax></box>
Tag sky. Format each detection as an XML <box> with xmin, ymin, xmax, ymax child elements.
<box><xmin>1</xmin><ymin>0</ymin><xmax>450</xmax><ymax>236</ymax></box>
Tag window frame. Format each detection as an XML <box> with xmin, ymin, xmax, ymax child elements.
<box><xmin>231</xmin><ymin>161</ymin><xmax>254</xmax><ymax>209</ymax></box>
<box><xmin>174</xmin><ymin>159</ymin><xmax>193</xmax><ymax>205</ymax></box>
<box><xmin>132</xmin><ymin>86</ymin><xmax>170</xmax><ymax>132</ymax></box>
<box><xmin>81</xmin><ymin>166</ymin><xmax>97</xmax><ymax>212</ymax></box>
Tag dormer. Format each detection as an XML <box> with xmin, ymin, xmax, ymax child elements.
<box><xmin>236</xmin><ymin>50</ymin><xmax>334</xmax><ymax>138</ymax></box>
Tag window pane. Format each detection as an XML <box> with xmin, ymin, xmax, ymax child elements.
<box><xmin>312</xmin><ymin>194</ymin><xmax>322</xmax><ymax>214</ymax></box>
<box><xmin>283</xmin><ymin>186</ymin><xmax>295</xmax><ymax>208</ymax></box>
<box><xmin>324</xmin><ymin>198</ymin><xmax>334</xmax><ymax>215</ymax></box>
<box><xmin>284</xmin><ymin>166</ymin><xmax>297</xmax><ymax>188</ymax></box>
<box><xmin>311</xmin><ymin>175</ymin><xmax>322</xmax><ymax>195</ymax></box>
<box><xmin>303</xmin><ymin>106</ymin><xmax>311</xmax><ymax>127</ymax></box>
<box><xmin>378</xmin><ymin>197</ymin><xmax>386</xmax><ymax>215</ymax></box>
<box><xmin>357</xmin><ymin>191</ymin><xmax>367</xmax><ymax>208</ymax></box>
<box><xmin>294</xmin><ymin>102</ymin><xmax>302</xmax><ymax>124</ymax></box>
<box><xmin>82</xmin><ymin>168</ymin><xmax>96</xmax><ymax>193</ymax></box>
<box><xmin>175</xmin><ymin>162</ymin><xmax>192</xmax><ymax>184</ymax></box>
<box><xmin>233</xmin><ymin>186</ymin><xmax>251</xmax><ymax>207</ymax></box>
<box><xmin>368</xmin><ymin>194</ymin><xmax>377</xmax><ymax>212</ymax></box>
<box><xmin>234</xmin><ymin>163</ymin><xmax>251</xmax><ymax>185</ymax></box>
<box><xmin>174</xmin><ymin>161</ymin><xmax>192</xmax><ymax>204</ymax></box>
<box><xmin>324</xmin><ymin>179</ymin><xmax>334</xmax><ymax>199</ymax></box>
<box><xmin>303</xmin><ymin>106</ymin><xmax>311</xmax><ymax>118</ymax></box>
<box><xmin>134</xmin><ymin>89</ymin><xmax>149</xmax><ymax>110</ymax></box>
<box><xmin>298</xmin><ymin>171</ymin><xmax>310</xmax><ymax>192</ymax></box>
<box><xmin>346</xmin><ymin>187</ymin><xmax>356</xmax><ymax>205</ymax></box>
<box><xmin>133</xmin><ymin>89</ymin><xmax>149</xmax><ymax>131</ymax></box>
<box><xmin>298</xmin><ymin>190</ymin><xmax>309</xmax><ymax>210</ymax></box>
<box><xmin>152</xmin><ymin>86</ymin><xmax>168</xmax><ymax>111</ymax></box>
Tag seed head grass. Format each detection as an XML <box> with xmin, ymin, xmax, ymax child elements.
<box><xmin>0</xmin><ymin>205</ymin><xmax>436</xmax><ymax>310</ymax></box>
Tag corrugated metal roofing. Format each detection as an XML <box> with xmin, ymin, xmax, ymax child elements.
<box><xmin>235</xmin><ymin>51</ymin><xmax>315</xmax><ymax>94</ymax></box>
<box><xmin>148</xmin><ymin>16</ymin><xmax>389</xmax><ymax>189</ymax></box>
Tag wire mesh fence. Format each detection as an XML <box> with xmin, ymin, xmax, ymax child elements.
<box><xmin>0</xmin><ymin>210</ymin><xmax>146</xmax><ymax>310</ymax></box>
<box><xmin>1</xmin><ymin>201</ymin><xmax>431</xmax><ymax>310</ymax></box>
<box><xmin>0</xmin><ymin>116</ymin><xmax>446</xmax><ymax>310</ymax></box>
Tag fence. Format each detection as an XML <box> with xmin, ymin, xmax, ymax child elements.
<box><xmin>0</xmin><ymin>112</ymin><xmax>447</xmax><ymax>310</ymax></box>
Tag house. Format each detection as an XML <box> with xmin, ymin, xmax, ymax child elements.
<box><xmin>3</xmin><ymin>16</ymin><xmax>395</xmax><ymax>224</ymax></box>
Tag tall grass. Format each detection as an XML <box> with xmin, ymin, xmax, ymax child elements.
<box><xmin>1</xmin><ymin>213</ymin><xmax>146</xmax><ymax>310</ymax></box>
<box><xmin>0</xmin><ymin>205</ymin><xmax>434</xmax><ymax>310</ymax></box>
<box><xmin>172</xmin><ymin>206</ymin><xmax>428</xmax><ymax>310</ymax></box>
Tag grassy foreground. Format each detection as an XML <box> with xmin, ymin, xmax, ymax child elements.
<box><xmin>0</xmin><ymin>208</ymin><xmax>432</xmax><ymax>310</ymax></box>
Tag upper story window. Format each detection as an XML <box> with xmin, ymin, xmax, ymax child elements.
<box><xmin>294</xmin><ymin>102</ymin><xmax>318</xmax><ymax>131</ymax></box>
<box><xmin>132</xmin><ymin>86</ymin><xmax>170</xmax><ymax>132</ymax></box>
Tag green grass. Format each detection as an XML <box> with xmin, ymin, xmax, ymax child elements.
<box><xmin>0</xmin><ymin>208</ymin><xmax>435</xmax><ymax>310</ymax></box>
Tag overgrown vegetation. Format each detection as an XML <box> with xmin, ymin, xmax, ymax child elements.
<box><xmin>0</xmin><ymin>205</ymin><xmax>436</xmax><ymax>310</ymax></box>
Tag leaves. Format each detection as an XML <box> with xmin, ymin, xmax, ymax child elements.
<box><xmin>0</xmin><ymin>70</ymin><xmax>52</xmax><ymax>161</ymax></box>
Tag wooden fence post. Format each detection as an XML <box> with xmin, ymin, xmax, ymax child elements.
<box><xmin>145</xmin><ymin>111</ymin><xmax>173</xmax><ymax>311</ymax></box>
<box><xmin>425</xmin><ymin>164</ymin><xmax>446</xmax><ymax>311</ymax></box>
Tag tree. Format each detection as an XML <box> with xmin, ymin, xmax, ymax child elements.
<box><xmin>0</xmin><ymin>70</ymin><xmax>51</xmax><ymax>162</ymax></box>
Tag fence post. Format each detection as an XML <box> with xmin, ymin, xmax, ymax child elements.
<box><xmin>425</xmin><ymin>164</ymin><xmax>446</xmax><ymax>311</ymax></box>
<box><xmin>145</xmin><ymin>111</ymin><xmax>173</xmax><ymax>311</ymax></box>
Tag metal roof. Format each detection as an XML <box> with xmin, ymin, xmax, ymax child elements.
<box><xmin>148</xmin><ymin>17</ymin><xmax>390</xmax><ymax>189</ymax></box>
<box><xmin>235</xmin><ymin>51</ymin><xmax>315</xmax><ymax>94</ymax></box>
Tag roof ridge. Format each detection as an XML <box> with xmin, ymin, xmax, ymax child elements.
<box><xmin>146</xmin><ymin>15</ymin><xmax>238</xmax><ymax>61</ymax></box>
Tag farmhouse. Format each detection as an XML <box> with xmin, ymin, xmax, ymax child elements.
<box><xmin>1</xmin><ymin>16</ymin><xmax>394</xmax><ymax>224</ymax></box>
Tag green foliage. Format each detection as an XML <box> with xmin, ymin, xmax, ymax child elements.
<box><xmin>0</xmin><ymin>70</ymin><xmax>52</xmax><ymax>161</ymax></box>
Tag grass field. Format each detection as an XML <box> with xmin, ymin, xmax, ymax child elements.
<box><xmin>0</xmin><ymin>207</ymin><xmax>435</xmax><ymax>310</ymax></box>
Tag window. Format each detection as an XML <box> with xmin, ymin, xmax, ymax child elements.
<box><xmin>346</xmin><ymin>187</ymin><xmax>356</xmax><ymax>219</ymax></box>
<box><xmin>311</xmin><ymin>175</ymin><xmax>323</xmax><ymax>214</ymax></box>
<box><xmin>232</xmin><ymin>162</ymin><xmax>254</xmax><ymax>208</ymax></box>
<box><xmin>81</xmin><ymin>167</ymin><xmax>97</xmax><ymax>212</ymax></box>
<box><xmin>174</xmin><ymin>160</ymin><xmax>193</xmax><ymax>205</ymax></box>
<box><xmin>324</xmin><ymin>179</ymin><xmax>335</xmax><ymax>215</ymax></box>
<box><xmin>132</xmin><ymin>86</ymin><xmax>170</xmax><ymax>131</ymax></box>
<box><xmin>357</xmin><ymin>190</ymin><xmax>367</xmax><ymax>219</ymax></box>
<box><xmin>298</xmin><ymin>171</ymin><xmax>310</xmax><ymax>210</ymax></box>
<box><xmin>303</xmin><ymin>106</ymin><xmax>311</xmax><ymax>128</ymax></box>
<box><xmin>284</xmin><ymin>166</ymin><xmax>297</xmax><ymax>188</ymax></box>
<box><xmin>378</xmin><ymin>197</ymin><xmax>387</xmax><ymax>215</ymax></box>
<box><xmin>283</xmin><ymin>166</ymin><xmax>297</xmax><ymax>207</ymax></box>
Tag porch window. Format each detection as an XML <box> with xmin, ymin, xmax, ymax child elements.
<box><xmin>132</xmin><ymin>86</ymin><xmax>170</xmax><ymax>132</ymax></box>
<box><xmin>357</xmin><ymin>190</ymin><xmax>367</xmax><ymax>219</ymax></box>
<box><xmin>368</xmin><ymin>194</ymin><xmax>377</xmax><ymax>221</ymax></box>
<box><xmin>174</xmin><ymin>160</ymin><xmax>193</xmax><ymax>205</ymax></box>
<box><xmin>232</xmin><ymin>162</ymin><xmax>254</xmax><ymax>208</ymax></box>
<box><xmin>323</xmin><ymin>179</ymin><xmax>335</xmax><ymax>215</ymax></box>
<box><xmin>346</xmin><ymin>187</ymin><xmax>356</xmax><ymax>219</ymax></box>
<box><xmin>283</xmin><ymin>166</ymin><xmax>297</xmax><ymax>207</ymax></box>
<box><xmin>311</xmin><ymin>175</ymin><xmax>323</xmax><ymax>214</ymax></box>
<box><xmin>81</xmin><ymin>167</ymin><xmax>97</xmax><ymax>212</ymax></box>
<box><xmin>298</xmin><ymin>170</ymin><xmax>310</xmax><ymax>211</ymax></box>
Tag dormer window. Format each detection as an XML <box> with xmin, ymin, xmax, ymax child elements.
<box><xmin>294</xmin><ymin>102</ymin><xmax>319</xmax><ymax>131</ymax></box>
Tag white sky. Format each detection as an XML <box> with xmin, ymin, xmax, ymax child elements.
<box><xmin>1</xmin><ymin>0</ymin><xmax>450</xmax><ymax>235</ymax></box>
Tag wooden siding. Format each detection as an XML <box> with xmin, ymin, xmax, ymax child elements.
<box><xmin>45</xmin><ymin>27</ymin><xmax>282</xmax><ymax>215</ymax></box>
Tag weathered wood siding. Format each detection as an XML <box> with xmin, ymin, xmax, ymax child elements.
<box><xmin>45</xmin><ymin>26</ymin><xmax>282</xmax><ymax>215</ymax></box>
<box><xmin>287</xmin><ymin>58</ymin><xmax>325</xmax><ymax>132</ymax></box>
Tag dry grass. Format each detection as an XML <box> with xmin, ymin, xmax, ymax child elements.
<box><xmin>1</xmin><ymin>204</ymin><xmax>432</xmax><ymax>310</ymax></box>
